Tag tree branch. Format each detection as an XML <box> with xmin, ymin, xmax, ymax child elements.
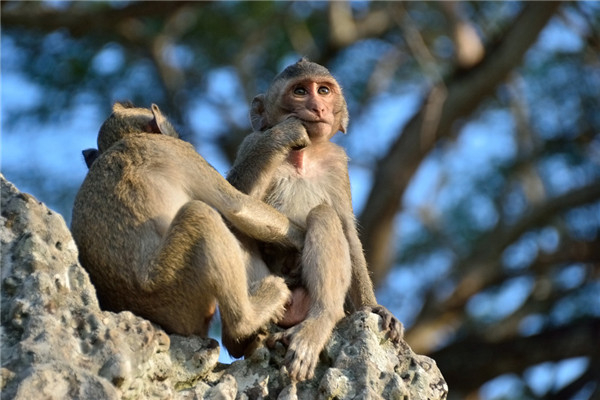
<box><xmin>1</xmin><ymin>2</ymin><xmax>199</xmax><ymax>38</ymax></box>
<box><xmin>328</xmin><ymin>2</ymin><xmax>396</xmax><ymax>50</ymax></box>
<box><xmin>406</xmin><ymin>181</ymin><xmax>600</xmax><ymax>353</ymax></box>
<box><xmin>430</xmin><ymin>317</ymin><xmax>600</xmax><ymax>393</ymax></box>
<box><xmin>447</xmin><ymin>181</ymin><xmax>600</xmax><ymax>311</ymax></box>
<box><xmin>359</xmin><ymin>2</ymin><xmax>562</xmax><ymax>286</ymax></box>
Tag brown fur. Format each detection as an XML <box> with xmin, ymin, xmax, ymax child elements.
<box><xmin>72</xmin><ymin>103</ymin><xmax>304</xmax><ymax>345</ymax></box>
<box><xmin>228</xmin><ymin>59</ymin><xmax>403</xmax><ymax>381</ymax></box>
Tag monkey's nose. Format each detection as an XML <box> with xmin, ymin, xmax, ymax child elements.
<box><xmin>306</xmin><ymin>99</ymin><xmax>325</xmax><ymax>116</ymax></box>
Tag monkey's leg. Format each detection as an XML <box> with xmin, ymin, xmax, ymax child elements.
<box><xmin>221</xmin><ymin>237</ymin><xmax>278</xmax><ymax>358</ymax></box>
<box><xmin>146</xmin><ymin>200</ymin><xmax>290</xmax><ymax>339</ymax></box>
<box><xmin>269</xmin><ymin>204</ymin><xmax>351</xmax><ymax>381</ymax></box>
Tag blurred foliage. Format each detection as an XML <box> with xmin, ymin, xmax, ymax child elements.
<box><xmin>2</xmin><ymin>1</ymin><xmax>599</xmax><ymax>399</ymax></box>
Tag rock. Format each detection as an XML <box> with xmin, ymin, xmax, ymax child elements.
<box><xmin>0</xmin><ymin>174</ymin><xmax>447</xmax><ymax>399</ymax></box>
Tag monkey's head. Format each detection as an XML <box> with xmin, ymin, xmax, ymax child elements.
<box><xmin>97</xmin><ymin>102</ymin><xmax>179</xmax><ymax>153</ymax></box>
<box><xmin>251</xmin><ymin>58</ymin><xmax>349</xmax><ymax>143</ymax></box>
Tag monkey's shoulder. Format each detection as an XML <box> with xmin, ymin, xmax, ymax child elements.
<box><xmin>118</xmin><ymin>133</ymin><xmax>196</xmax><ymax>154</ymax></box>
<box><xmin>77</xmin><ymin>134</ymin><xmax>199</xmax><ymax>200</ymax></box>
<box><xmin>311</xmin><ymin>141</ymin><xmax>348</xmax><ymax>165</ymax></box>
<box><xmin>94</xmin><ymin>134</ymin><xmax>199</xmax><ymax>166</ymax></box>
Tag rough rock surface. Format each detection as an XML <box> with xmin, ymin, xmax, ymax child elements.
<box><xmin>0</xmin><ymin>175</ymin><xmax>448</xmax><ymax>400</ymax></box>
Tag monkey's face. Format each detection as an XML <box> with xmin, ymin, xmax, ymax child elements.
<box><xmin>273</xmin><ymin>77</ymin><xmax>348</xmax><ymax>143</ymax></box>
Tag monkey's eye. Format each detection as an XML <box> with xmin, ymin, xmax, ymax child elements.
<box><xmin>293</xmin><ymin>87</ymin><xmax>308</xmax><ymax>96</ymax></box>
<box><xmin>318</xmin><ymin>86</ymin><xmax>331</xmax><ymax>95</ymax></box>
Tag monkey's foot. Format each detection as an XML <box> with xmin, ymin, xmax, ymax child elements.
<box><xmin>267</xmin><ymin>318</ymin><xmax>332</xmax><ymax>381</ymax></box>
<box><xmin>362</xmin><ymin>305</ymin><xmax>404</xmax><ymax>343</ymax></box>
<box><xmin>245</xmin><ymin>276</ymin><xmax>291</xmax><ymax>333</ymax></box>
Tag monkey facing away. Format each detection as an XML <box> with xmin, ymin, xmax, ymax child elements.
<box><xmin>81</xmin><ymin>101</ymin><xmax>179</xmax><ymax>169</ymax></box>
<box><xmin>227</xmin><ymin>59</ymin><xmax>403</xmax><ymax>381</ymax></box>
<box><xmin>72</xmin><ymin>102</ymin><xmax>307</xmax><ymax>347</ymax></box>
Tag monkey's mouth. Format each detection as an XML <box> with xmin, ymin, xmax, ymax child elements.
<box><xmin>302</xmin><ymin>120</ymin><xmax>334</xmax><ymax>139</ymax></box>
<box><xmin>290</xmin><ymin>112</ymin><xmax>328</xmax><ymax>125</ymax></box>
<box><xmin>300</xmin><ymin>117</ymin><xmax>327</xmax><ymax>124</ymax></box>
<box><xmin>301</xmin><ymin>119</ymin><xmax>332</xmax><ymax>134</ymax></box>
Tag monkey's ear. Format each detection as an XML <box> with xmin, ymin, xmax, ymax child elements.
<box><xmin>250</xmin><ymin>94</ymin><xmax>267</xmax><ymax>131</ymax></box>
<box><xmin>113</xmin><ymin>103</ymin><xmax>126</xmax><ymax>112</ymax></box>
<box><xmin>150</xmin><ymin>104</ymin><xmax>179</xmax><ymax>138</ymax></box>
<box><xmin>338</xmin><ymin>98</ymin><xmax>349</xmax><ymax>134</ymax></box>
<box><xmin>339</xmin><ymin>114</ymin><xmax>349</xmax><ymax>134</ymax></box>
<box><xmin>82</xmin><ymin>148</ymin><xmax>99</xmax><ymax>169</ymax></box>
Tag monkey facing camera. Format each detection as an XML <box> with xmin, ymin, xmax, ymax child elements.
<box><xmin>71</xmin><ymin>102</ymin><xmax>306</xmax><ymax>350</ymax></box>
<box><xmin>228</xmin><ymin>58</ymin><xmax>404</xmax><ymax>381</ymax></box>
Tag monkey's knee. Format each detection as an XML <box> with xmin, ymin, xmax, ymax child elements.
<box><xmin>306</xmin><ymin>204</ymin><xmax>341</xmax><ymax>233</ymax></box>
<box><xmin>152</xmin><ymin>200</ymin><xmax>242</xmax><ymax>291</ymax></box>
<box><xmin>171</xmin><ymin>200</ymin><xmax>240</xmax><ymax>253</ymax></box>
<box><xmin>175</xmin><ymin>200</ymin><xmax>222</xmax><ymax>227</ymax></box>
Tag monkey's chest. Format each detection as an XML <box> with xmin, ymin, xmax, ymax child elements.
<box><xmin>265</xmin><ymin>175</ymin><xmax>333</xmax><ymax>227</ymax></box>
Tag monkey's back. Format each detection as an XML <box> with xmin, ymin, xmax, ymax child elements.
<box><xmin>71</xmin><ymin>134</ymin><xmax>202</xmax><ymax>312</ymax></box>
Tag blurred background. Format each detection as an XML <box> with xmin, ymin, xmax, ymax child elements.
<box><xmin>1</xmin><ymin>2</ymin><xmax>599</xmax><ymax>399</ymax></box>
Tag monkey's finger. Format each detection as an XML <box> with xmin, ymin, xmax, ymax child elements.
<box><xmin>365</xmin><ymin>305</ymin><xmax>387</xmax><ymax>326</ymax></box>
<box><xmin>388</xmin><ymin>319</ymin><xmax>404</xmax><ymax>343</ymax></box>
<box><xmin>283</xmin><ymin>348</ymin><xmax>296</xmax><ymax>369</ymax></box>
<box><xmin>381</xmin><ymin>313</ymin><xmax>393</xmax><ymax>329</ymax></box>
<box><xmin>286</xmin><ymin>352</ymin><xmax>305</xmax><ymax>382</ymax></box>
<box><xmin>283</xmin><ymin>347</ymin><xmax>302</xmax><ymax>380</ymax></box>
<box><xmin>283</xmin><ymin>115</ymin><xmax>302</xmax><ymax>122</ymax></box>
<box><xmin>370</xmin><ymin>305</ymin><xmax>399</xmax><ymax>333</ymax></box>
<box><xmin>267</xmin><ymin>331</ymin><xmax>291</xmax><ymax>348</ymax></box>
<box><xmin>381</xmin><ymin>314</ymin><xmax>403</xmax><ymax>343</ymax></box>
<box><xmin>289</xmin><ymin>353</ymin><xmax>316</xmax><ymax>381</ymax></box>
<box><xmin>283</xmin><ymin>351</ymin><xmax>302</xmax><ymax>381</ymax></box>
<box><xmin>285</xmin><ymin>340</ymin><xmax>318</xmax><ymax>381</ymax></box>
<box><xmin>298</xmin><ymin>357</ymin><xmax>316</xmax><ymax>381</ymax></box>
<box><xmin>291</xmin><ymin>144</ymin><xmax>308</xmax><ymax>151</ymax></box>
<box><xmin>266</xmin><ymin>335</ymin><xmax>276</xmax><ymax>348</ymax></box>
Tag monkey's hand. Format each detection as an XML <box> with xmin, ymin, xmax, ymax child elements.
<box><xmin>363</xmin><ymin>305</ymin><xmax>404</xmax><ymax>343</ymax></box>
<box><xmin>269</xmin><ymin>117</ymin><xmax>311</xmax><ymax>151</ymax></box>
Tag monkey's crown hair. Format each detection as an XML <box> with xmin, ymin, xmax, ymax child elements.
<box><xmin>273</xmin><ymin>57</ymin><xmax>333</xmax><ymax>83</ymax></box>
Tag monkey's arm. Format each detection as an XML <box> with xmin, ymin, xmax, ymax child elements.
<box><xmin>341</xmin><ymin>215</ymin><xmax>378</xmax><ymax>307</ymax></box>
<box><xmin>343</xmin><ymin>215</ymin><xmax>404</xmax><ymax>342</ymax></box>
<box><xmin>338</xmin><ymin>171</ymin><xmax>404</xmax><ymax>342</ymax></box>
<box><xmin>157</xmin><ymin>137</ymin><xmax>303</xmax><ymax>251</ymax></box>
<box><xmin>228</xmin><ymin>118</ymin><xmax>310</xmax><ymax>199</ymax></box>
<box><xmin>342</xmin><ymin>218</ymin><xmax>404</xmax><ymax>342</ymax></box>
<box><xmin>227</xmin><ymin>132</ymin><xmax>284</xmax><ymax>198</ymax></box>
<box><xmin>206</xmin><ymin>171</ymin><xmax>305</xmax><ymax>251</ymax></box>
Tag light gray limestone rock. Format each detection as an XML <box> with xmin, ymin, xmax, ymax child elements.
<box><xmin>0</xmin><ymin>175</ymin><xmax>447</xmax><ymax>399</ymax></box>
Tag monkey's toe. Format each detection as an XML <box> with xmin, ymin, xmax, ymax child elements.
<box><xmin>284</xmin><ymin>341</ymin><xmax>318</xmax><ymax>381</ymax></box>
<box><xmin>365</xmin><ymin>305</ymin><xmax>404</xmax><ymax>343</ymax></box>
<box><xmin>267</xmin><ymin>330</ymin><xmax>292</xmax><ymax>348</ymax></box>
